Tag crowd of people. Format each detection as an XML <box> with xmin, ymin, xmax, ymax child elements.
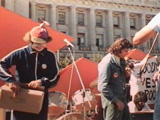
<box><xmin>0</xmin><ymin>12</ymin><xmax>160</xmax><ymax>120</ymax></box>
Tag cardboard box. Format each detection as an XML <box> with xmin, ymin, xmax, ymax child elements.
<box><xmin>0</xmin><ymin>108</ymin><xmax>5</xmax><ymax>120</ymax></box>
<box><xmin>0</xmin><ymin>85</ymin><xmax>44</xmax><ymax>114</ymax></box>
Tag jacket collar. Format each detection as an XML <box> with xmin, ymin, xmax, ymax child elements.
<box><xmin>110</xmin><ymin>53</ymin><xmax>125</xmax><ymax>67</ymax></box>
<box><xmin>111</xmin><ymin>54</ymin><xmax>120</xmax><ymax>66</ymax></box>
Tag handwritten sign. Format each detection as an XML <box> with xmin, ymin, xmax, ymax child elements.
<box><xmin>129</xmin><ymin>56</ymin><xmax>158</xmax><ymax>105</ymax></box>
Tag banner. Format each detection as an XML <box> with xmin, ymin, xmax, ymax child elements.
<box><xmin>129</xmin><ymin>56</ymin><xmax>158</xmax><ymax>105</ymax></box>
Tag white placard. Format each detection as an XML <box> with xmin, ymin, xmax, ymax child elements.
<box><xmin>129</xmin><ymin>56</ymin><xmax>158</xmax><ymax>105</ymax></box>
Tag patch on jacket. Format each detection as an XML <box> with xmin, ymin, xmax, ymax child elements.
<box><xmin>42</xmin><ymin>64</ymin><xmax>47</xmax><ymax>69</ymax></box>
<box><xmin>113</xmin><ymin>72</ymin><xmax>118</xmax><ymax>78</ymax></box>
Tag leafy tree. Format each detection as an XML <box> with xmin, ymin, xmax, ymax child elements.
<box><xmin>90</xmin><ymin>53</ymin><xmax>104</xmax><ymax>63</ymax></box>
<box><xmin>58</xmin><ymin>57</ymin><xmax>72</xmax><ymax>70</ymax></box>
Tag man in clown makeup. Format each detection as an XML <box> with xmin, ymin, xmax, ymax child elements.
<box><xmin>98</xmin><ymin>38</ymin><xmax>133</xmax><ymax>120</ymax></box>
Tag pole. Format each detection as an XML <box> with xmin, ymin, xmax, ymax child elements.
<box><xmin>66</xmin><ymin>46</ymin><xmax>92</xmax><ymax>120</ymax></box>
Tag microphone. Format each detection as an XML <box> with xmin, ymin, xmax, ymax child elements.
<box><xmin>64</xmin><ymin>39</ymin><xmax>74</xmax><ymax>48</ymax></box>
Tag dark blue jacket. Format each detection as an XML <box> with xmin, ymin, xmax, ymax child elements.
<box><xmin>0</xmin><ymin>45</ymin><xmax>59</xmax><ymax>89</ymax></box>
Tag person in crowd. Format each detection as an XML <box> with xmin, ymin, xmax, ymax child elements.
<box><xmin>125</xmin><ymin>54</ymin><xmax>150</xmax><ymax>98</ymax></box>
<box><xmin>132</xmin><ymin>13</ymin><xmax>160</xmax><ymax>120</ymax></box>
<box><xmin>128</xmin><ymin>91</ymin><xmax>153</xmax><ymax>113</ymax></box>
<box><xmin>97</xmin><ymin>38</ymin><xmax>133</xmax><ymax>120</ymax></box>
<box><xmin>0</xmin><ymin>22</ymin><xmax>59</xmax><ymax>120</ymax></box>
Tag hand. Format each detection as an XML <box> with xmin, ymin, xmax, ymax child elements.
<box><xmin>125</xmin><ymin>67</ymin><xmax>132</xmax><ymax>78</ymax></box>
<box><xmin>153</xmin><ymin>71</ymin><xmax>160</xmax><ymax>82</ymax></box>
<box><xmin>141</xmin><ymin>54</ymin><xmax>150</xmax><ymax>64</ymax></box>
<box><xmin>28</xmin><ymin>80</ymin><xmax>42</xmax><ymax>89</ymax></box>
<box><xmin>8</xmin><ymin>82</ymin><xmax>21</xmax><ymax>97</ymax></box>
<box><xmin>115</xmin><ymin>99</ymin><xmax>124</xmax><ymax>111</ymax></box>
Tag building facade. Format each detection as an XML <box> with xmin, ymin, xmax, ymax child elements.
<box><xmin>1</xmin><ymin>0</ymin><xmax>160</xmax><ymax>59</ymax></box>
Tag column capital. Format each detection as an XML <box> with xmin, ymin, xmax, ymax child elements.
<box><xmin>30</xmin><ymin>2</ymin><xmax>37</xmax><ymax>6</ymax></box>
<box><xmin>70</xmin><ymin>6</ymin><xmax>77</xmax><ymax>13</ymax></box>
<box><xmin>71</xmin><ymin>5</ymin><xmax>77</xmax><ymax>9</ymax></box>
<box><xmin>89</xmin><ymin>7</ymin><xmax>95</xmax><ymax>11</ymax></box>
<box><xmin>51</xmin><ymin>3</ymin><xmax>57</xmax><ymax>8</ymax></box>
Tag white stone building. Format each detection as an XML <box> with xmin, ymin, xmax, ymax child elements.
<box><xmin>1</xmin><ymin>0</ymin><xmax>160</xmax><ymax>59</ymax></box>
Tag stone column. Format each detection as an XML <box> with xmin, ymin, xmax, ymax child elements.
<box><xmin>107</xmin><ymin>10</ymin><xmax>114</xmax><ymax>46</ymax></box>
<box><xmin>141</xmin><ymin>13</ymin><xmax>146</xmax><ymax>27</ymax></box>
<box><xmin>50</xmin><ymin>4</ymin><xmax>57</xmax><ymax>29</ymax></box>
<box><xmin>88</xmin><ymin>8</ymin><xmax>96</xmax><ymax>50</ymax></box>
<box><xmin>69</xmin><ymin>6</ymin><xmax>77</xmax><ymax>43</ymax></box>
<box><xmin>124</xmin><ymin>11</ymin><xmax>130</xmax><ymax>40</ymax></box>
<box><xmin>141</xmin><ymin>13</ymin><xmax>148</xmax><ymax>51</ymax></box>
<box><xmin>45</xmin><ymin>4</ymin><xmax>50</xmax><ymax>23</ymax></box>
<box><xmin>103</xmin><ymin>10</ymin><xmax>107</xmax><ymax>48</ymax></box>
<box><xmin>5</xmin><ymin>0</ymin><xmax>14</xmax><ymax>11</ymax></box>
<box><xmin>30</xmin><ymin>2</ymin><xmax>36</xmax><ymax>21</ymax></box>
